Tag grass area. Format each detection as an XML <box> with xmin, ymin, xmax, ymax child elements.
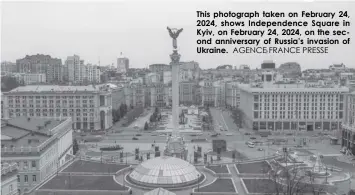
<box><xmin>62</xmin><ymin>160</ymin><xmax>129</xmax><ymax>173</ymax></box>
<box><xmin>206</xmin><ymin>165</ymin><xmax>229</xmax><ymax>173</ymax></box>
<box><xmin>40</xmin><ymin>175</ymin><xmax>129</xmax><ymax>191</ymax></box>
<box><xmin>197</xmin><ymin>178</ymin><xmax>236</xmax><ymax>192</ymax></box>
<box><xmin>236</xmin><ymin>161</ymin><xmax>271</xmax><ymax>174</ymax></box>
<box><xmin>242</xmin><ymin>178</ymin><xmax>277</xmax><ymax>194</ymax></box>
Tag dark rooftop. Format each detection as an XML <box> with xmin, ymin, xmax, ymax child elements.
<box><xmin>39</xmin><ymin>175</ymin><xmax>128</xmax><ymax>191</ymax></box>
<box><xmin>62</xmin><ymin>160</ymin><xmax>129</xmax><ymax>174</ymax></box>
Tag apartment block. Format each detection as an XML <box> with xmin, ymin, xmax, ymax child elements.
<box><xmin>2</xmin><ymin>85</ymin><xmax>113</xmax><ymax>130</ymax></box>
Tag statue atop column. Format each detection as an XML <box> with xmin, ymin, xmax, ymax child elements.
<box><xmin>167</xmin><ymin>27</ymin><xmax>183</xmax><ymax>50</ymax></box>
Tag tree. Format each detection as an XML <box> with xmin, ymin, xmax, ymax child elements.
<box><xmin>264</xmin><ymin>156</ymin><xmax>328</xmax><ymax>195</ymax></box>
<box><xmin>231</xmin><ymin>108</ymin><xmax>245</xmax><ymax>128</ymax></box>
<box><xmin>144</xmin><ymin>122</ymin><xmax>149</xmax><ymax>130</ymax></box>
<box><xmin>73</xmin><ymin>139</ymin><xmax>79</xmax><ymax>155</ymax></box>
<box><xmin>1</xmin><ymin>76</ymin><xmax>20</xmax><ymax>92</ymax></box>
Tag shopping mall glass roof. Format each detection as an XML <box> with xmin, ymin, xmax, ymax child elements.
<box><xmin>129</xmin><ymin>156</ymin><xmax>201</xmax><ymax>187</ymax></box>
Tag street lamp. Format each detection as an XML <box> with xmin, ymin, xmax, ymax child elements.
<box><xmin>197</xmin><ymin>174</ymin><xmax>200</xmax><ymax>192</ymax></box>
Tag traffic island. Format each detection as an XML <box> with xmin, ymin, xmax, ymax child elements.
<box><xmin>192</xmin><ymin>178</ymin><xmax>238</xmax><ymax>195</ymax></box>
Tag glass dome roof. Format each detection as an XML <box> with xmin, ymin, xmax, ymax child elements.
<box><xmin>128</xmin><ymin>156</ymin><xmax>201</xmax><ymax>187</ymax></box>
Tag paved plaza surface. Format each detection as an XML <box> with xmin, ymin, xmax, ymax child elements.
<box><xmin>76</xmin><ymin>107</ymin><xmax>355</xmax><ymax>194</ymax></box>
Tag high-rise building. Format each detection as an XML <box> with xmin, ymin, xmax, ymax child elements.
<box><xmin>2</xmin><ymin>85</ymin><xmax>113</xmax><ymax>130</ymax></box>
<box><xmin>117</xmin><ymin>53</ymin><xmax>129</xmax><ymax>73</ymax></box>
<box><xmin>65</xmin><ymin>55</ymin><xmax>81</xmax><ymax>83</ymax></box>
<box><xmin>16</xmin><ymin>54</ymin><xmax>62</xmax><ymax>83</ymax></box>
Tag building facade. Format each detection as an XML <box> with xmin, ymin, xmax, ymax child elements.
<box><xmin>179</xmin><ymin>81</ymin><xmax>198</xmax><ymax>106</ymax></box>
<box><xmin>341</xmin><ymin>92</ymin><xmax>355</xmax><ymax>155</ymax></box>
<box><xmin>2</xmin><ymin>85</ymin><xmax>113</xmax><ymax>130</ymax></box>
<box><xmin>1</xmin><ymin>116</ymin><xmax>73</xmax><ymax>194</ymax></box>
<box><xmin>1</xmin><ymin>61</ymin><xmax>17</xmax><ymax>73</ymax></box>
<box><xmin>149</xmin><ymin>64</ymin><xmax>171</xmax><ymax>72</ymax></box>
<box><xmin>239</xmin><ymin>84</ymin><xmax>349</xmax><ymax>132</ymax></box>
<box><xmin>200</xmin><ymin>80</ymin><xmax>215</xmax><ymax>107</ymax></box>
<box><xmin>226</xmin><ymin>82</ymin><xmax>240</xmax><ymax>108</ymax></box>
<box><xmin>1</xmin><ymin>163</ymin><xmax>18</xmax><ymax>195</ymax></box>
<box><xmin>117</xmin><ymin>53</ymin><xmax>129</xmax><ymax>73</ymax></box>
<box><xmin>16</xmin><ymin>54</ymin><xmax>62</xmax><ymax>83</ymax></box>
<box><xmin>13</xmin><ymin>73</ymin><xmax>46</xmax><ymax>85</ymax></box>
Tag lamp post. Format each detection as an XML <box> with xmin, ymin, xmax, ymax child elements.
<box><xmin>197</xmin><ymin>174</ymin><xmax>200</xmax><ymax>192</ymax></box>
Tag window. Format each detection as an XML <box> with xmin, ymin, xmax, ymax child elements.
<box><xmin>17</xmin><ymin>175</ymin><xmax>20</xmax><ymax>182</ymax></box>
<box><xmin>24</xmin><ymin>175</ymin><xmax>28</xmax><ymax>182</ymax></box>
<box><xmin>9</xmin><ymin>184</ymin><xmax>13</xmax><ymax>192</ymax></box>
<box><xmin>31</xmin><ymin>161</ymin><xmax>36</xmax><ymax>168</ymax></box>
<box><xmin>32</xmin><ymin>175</ymin><xmax>36</xmax><ymax>182</ymax></box>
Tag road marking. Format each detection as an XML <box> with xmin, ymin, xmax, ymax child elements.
<box><xmin>221</xmin><ymin>112</ymin><xmax>229</xmax><ymax>131</ymax></box>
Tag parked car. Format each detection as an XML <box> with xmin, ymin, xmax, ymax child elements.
<box><xmin>250</xmin><ymin>137</ymin><xmax>257</xmax><ymax>140</ymax></box>
<box><xmin>244</xmin><ymin>132</ymin><xmax>251</xmax><ymax>135</ymax></box>
<box><xmin>132</xmin><ymin>137</ymin><xmax>139</xmax><ymax>140</ymax></box>
<box><xmin>257</xmin><ymin>148</ymin><xmax>264</xmax><ymax>151</ymax></box>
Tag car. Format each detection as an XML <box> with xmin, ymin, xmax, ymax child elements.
<box><xmin>250</xmin><ymin>137</ymin><xmax>256</xmax><ymax>140</ymax></box>
<box><xmin>257</xmin><ymin>148</ymin><xmax>264</xmax><ymax>151</ymax></box>
<box><xmin>132</xmin><ymin>137</ymin><xmax>139</xmax><ymax>140</ymax></box>
<box><xmin>211</xmin><ymin>134</ymin><xmax>218</xmax><ymax>137</ymax></box>
<box><xmin>244</xmin><ymin>132</ymin><xmax>251</xmax><ymax>135</ymax></box>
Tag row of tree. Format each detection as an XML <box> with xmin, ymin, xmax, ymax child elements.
<box><xmin>112</xmin><ymin>103</ymin><xmax>130</xmax><ymax>123</ymax></box>
<box><xmin>149</xmin><ymin>107</ymin><xmax>162</xmax><ymax>123</ymax></box>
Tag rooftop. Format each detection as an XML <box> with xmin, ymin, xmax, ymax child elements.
<box><xmin>5</xmin><ymin>85</ymin><xmax>101</xmax><ymax>94</ymax></box>
<box><xmin>1</xmin><ymin>116</ymin><xmax>67</xmax><ymax>149</ymax></box>
<box><xmin>239</xmin><ymin>84</ymin><xmax>349</xmax><ymax>93</ymax></box>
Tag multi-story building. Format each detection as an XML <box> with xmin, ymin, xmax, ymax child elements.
<box><xmin>149</xmin><ymin>64</ymin><xmax>171</xmax><ymax>72</ymax></box>
<box><xmin>149</xmin><ymin>83</ymin><xmax>168</xmax><ymax>107</ymax></box>
<box><xmin>341</xmin><ymin>92</ymin><xmax>355</xmax><ymax>155</ymax></box>
<box><xmin>1</xmin><ymin>61</ymin><xmax>17</xmax><ymax>73</ymax></box>
<box><xmin>200</xmin><ymin>80</ymin><xmax>215</xmax><ymax>107</ymax></box>
<box><xmin>13</xmin><ymin>73</ymin><xmax>46</xmax><ymax>85</ymax></box>
<box><xmin>239</xmin><ymin>84</ymin><xmax>349</xmax><ymax>132</ymax></box>
<box><xmin>81</xmin><ymin>64</ymin><xmax>101</xmax><ymax>83</ymax></box>
<box><xmin>2</xmin><ymin>93</ymin><xmax>5</xmax><ymax>118</ymax></box>
<box><xmin>1</xmin><ymin>116</ymin><xmax>73</xmax><ymax>194</ymax></box>
<box><xmin>2</xmin><ymin>85</ymin><xmax>112</xmax><ymax>130</ymax></box>
<box><xmin>124</xmin><ymin>84</ymin><xmax>145</xmax><ymax>107</ymax></box>
<box><xmin>16</xmin><ymin>54</ymin><xmax>62</xmax><ymax>83</ymax></box>
<box><xmin>1</xmin><ymin>163</ymin><xmax>18</xmax><ymax>195</ymax></box>
<box><xmin>117</xmin><ymin>53</ymin><xmax>129</xmax><ymax>73</ymax></box>
<box><xmin>65</xmin><ymin>55</ymin><xmax>81</xmax><ymax>83</ymax></box>
<box><xmin>226</xmin><ymin>82</ymin><xmax>240</xmax><ymax>108</ymax></box>
<box><xmin>46</xmin><ymin>58</ymin><xmax>63</xmax><ymax>83</ymax></box>
<box><xmin>179</xmin><ymin>81</ymin><xmax>198</xmax><ymax>106</ymax></box>
<box><xmin>98</xmin><ymin>84</ymin><xmax>125</xmax><ymax>110</ymax></box>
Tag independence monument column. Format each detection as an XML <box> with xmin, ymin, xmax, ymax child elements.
<box><xmin>164</xmin><ymin>27</ymin><xmax>187</xmax><ymax>159</ymax></box>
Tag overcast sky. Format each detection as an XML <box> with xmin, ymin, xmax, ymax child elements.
<box><xmin>1</xmin><ymin>0</ymin><xmax>354</xmax><ymax>69</ymax></box>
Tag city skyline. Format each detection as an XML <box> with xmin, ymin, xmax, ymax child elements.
<box><xmin>1</xmin><ymin>1</ymin><xmax>354</xmax><ymax>69</ymax></box>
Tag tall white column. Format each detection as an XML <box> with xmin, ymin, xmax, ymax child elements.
<box><xmin>171</xmin><ymin>55</ymin><xmax>180</xmax><ymax>138</ymax></box>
